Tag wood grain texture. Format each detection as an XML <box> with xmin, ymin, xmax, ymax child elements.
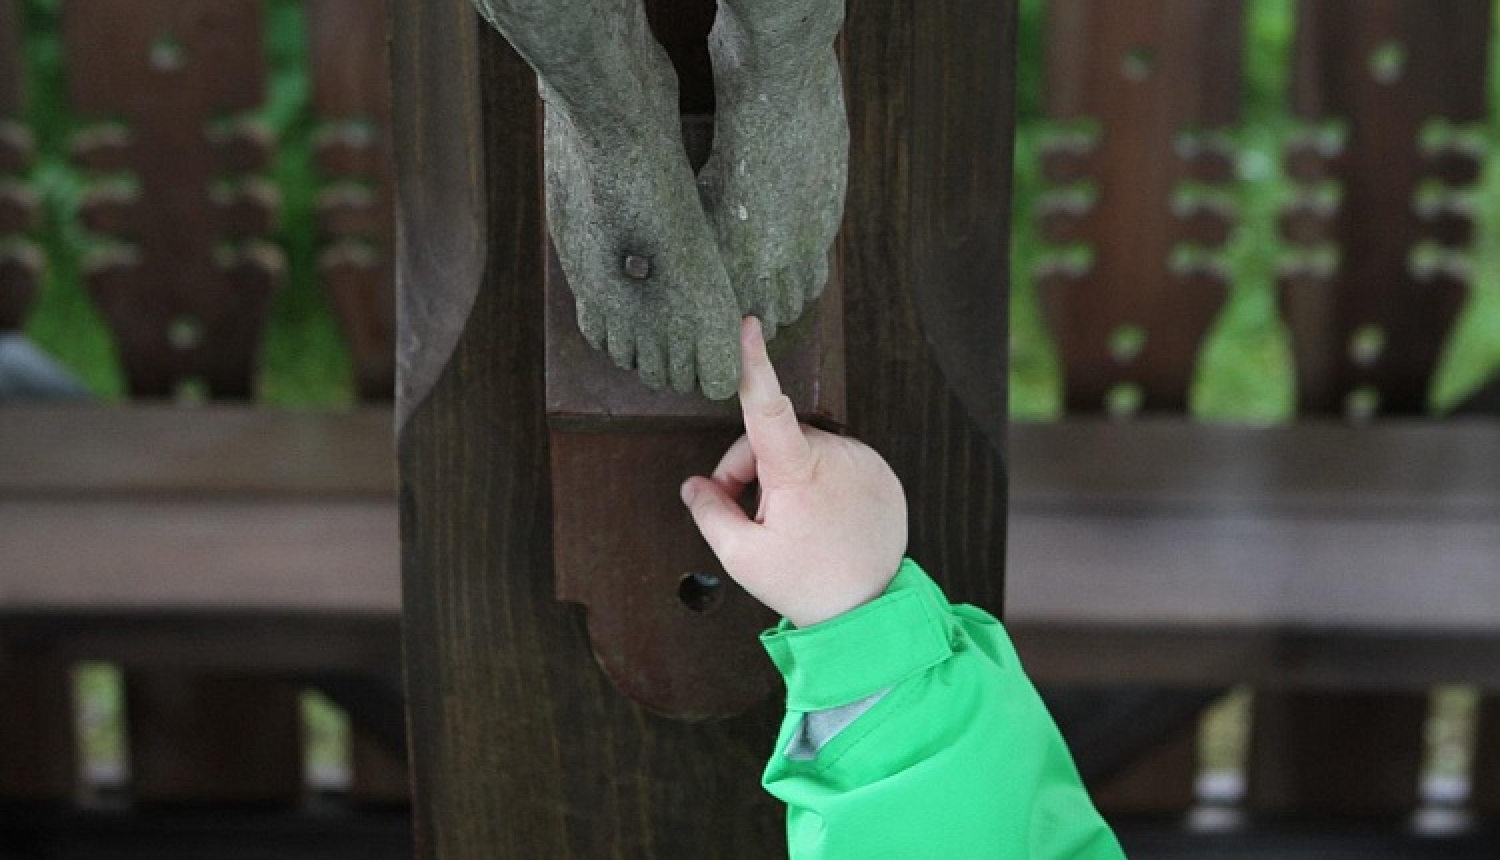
<box><xmin>394</xmin><ymin>4</ymin><xmax>784</xmax><ymax>857</ymax></box>
<box><xmin>841</xmin><ymin>0</ymin><xmax>1012</xmax><ymax>612</ymax></box>
<box><xmin>394</xmin><ymin>0</ymin><xmax>1015</xmax><ymax>855</ymax></box>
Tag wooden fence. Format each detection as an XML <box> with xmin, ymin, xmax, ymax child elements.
<box><xmin>1012</xmin><ymin>0</ymin><xmax>1500</xmax><ymax>828</ymax></box>
<box><xmin>1</xmin><ymin>0</ymin><xmax>1498</xmax><ymax>855</ymax></box>
<box><xmin>0</xmin><ymin>0</ymin><xmax>408</xmax><ymax>827</ymax></box>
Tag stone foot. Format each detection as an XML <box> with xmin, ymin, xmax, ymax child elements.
<box><xmin>698</xmin><ymin>0</ymin><xmax>849</xmax><ymax>337</ymax></box>
<box><xmin>475</xmin><ymin>0</ymin><xmax>742</xmax><ymax>398</ymax></box>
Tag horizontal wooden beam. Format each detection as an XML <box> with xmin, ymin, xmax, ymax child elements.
<box><xmin>5</xmin><ymin>410</ymin><xmax>1499</xmax><ymax>691</ymax></box>
<box><xmin>1007</xmin><ymin>419</ymin><xmax>1500</xmax><ymax>689</ymax></box>
<box><xmin>1</xmin><ymin>499</ymin><xmax>399</xmax><ymax>612</ymax></box>
<box><xmin>0</xmin><ymin>405</ymin><xmax>394</xmax><ymax>496</ymax></box>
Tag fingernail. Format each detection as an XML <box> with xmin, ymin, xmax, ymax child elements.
<box><xmin>680</xmin><ymin>479</ymin><xmax>696</xmax><ymax>506</ymax></box>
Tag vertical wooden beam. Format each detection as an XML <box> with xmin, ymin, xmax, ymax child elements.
<box><xmin>1089</xmin><ymin>726</ymin><xmax>1200</xmax><ymax>815</ymax></box>
<box><xmin>307</xmin><ymin>0</ymin><xmax>398</xmax><ymax>400</ymax></box>
<box><xmin>1279</xmin><ymin>0</ymin><xmax>1493</xmax><ymax>415</ymax></box>
<box><xmin>1245</xmin><ymin>0</ymin><xmax>1494</xmax><ymax>819</ymax></box>
<box><xmin>125</xmin><ymin>674</ymin><xmax>304</xmax><ymax>804</ymax></box>
<box><xmin>1472</xmin><ymin>696</ymin><xmax>1500</xmax><ymax>816</ymax></box>
<box><xmin>349</xmin><ymin>732</ymin><xmax>411</xmax><ymax>807</ymax></box>
<box><xmin>0</xmin><ymin>0</ymin><xmax>72</xmax><ymax>808</ymax></box>
<box><xmin>1247</xmin><ymin>691</ymin><xmax>1428</xmax><ymax>813</ymax></box>
<box><xmin>1039</xmin><ymin>0</ymin><xmax>1243</xmax><ymax>414</ymax></box>
<box><xmin>0</xmin><ymin>655</ymin><xmax>77</xmax><ymax>803</ymax></box>
<box><xmin>61</xmin><ymin>0</ymin><xmax>302</xmax><ymax>807</ymax></box>
<box><xmin>0</xmin><ymin>0</ymin><xmax>42</xmax><ymax>332</ymax></box>
<box><xmin>393</xmin><ymin>0</ymin><xmax>1014</xmax><ymax>857</ymax></box>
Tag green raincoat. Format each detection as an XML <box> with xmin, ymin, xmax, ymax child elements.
<box><xmin>760</xmin><ymin>559</ymin><xmax>1126</xmax><ymax>859</ymax></box>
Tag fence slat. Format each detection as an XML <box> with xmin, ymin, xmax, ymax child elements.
<box><xmin>306</xmin><ymin>0</ymin><xmax>396</xmax><ymax>401</ymax></box>
<box><xmin>349</xmin><ymin>732</ymin><xmax>410</xmax><ymax>806</ymax></box>
<box><xmin>1040</xmin><ymin>0</ymin><xmax>1242</xmax><ymax>413</ymax></box>
<box><xmin>59</xmin><ymin>0</ymin><xmax>307</xmax><ymax>808</ymax></box>
<box><xmin>1279</xmin><ymin>0</ymin><xmax>1494</xmax><ymax>416</ymax></box>
<box><xmin>62</xmin><ymin>0</ymin><xmax>283</xmax><ymax>398</ymax></box>
<box><xmin>0</xmin><ymin>656</ymin><xmax>76</xmax><ymax>802</ymax></box>
<box><xmin>1244</xmin><ymin>0</ymin><xmax>1496</xmax><ymax>819</ymax></box>
<box><xmin>1247</xmin><ymin>691</ymin><xmax>1427</xmax><ymax>813</ymax></box>
<box><xmin>1473</xmin><ymin>696</ymin><xmax>1500</xmax><ymax>815</ymax></box>
<box><xmin>125</xmin><ymin>673</ymin><xmax>303</xmax><ymax>804</ymax></box>
<box><xmin>1088</xmin><ymin>724</ymin><xmax>1200</xmax><ymax>815</ymax></box>
<box><xmin>0</xmin><ymin>0</ymin><xmax>41</xmax><ymax>333</ymax></box>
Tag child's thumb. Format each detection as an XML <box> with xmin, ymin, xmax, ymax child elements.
<box><xmin>681</xmin><ymin>476</ymin><xmax>751</xmax><ymax>560</ymax></box>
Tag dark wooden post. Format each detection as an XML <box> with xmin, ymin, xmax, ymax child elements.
<box><xmin>391</xmin><ymin>0</ymin><xmax>1014</xmax><ymax>856</ymax></box>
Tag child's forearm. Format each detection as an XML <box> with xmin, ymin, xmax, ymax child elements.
<box><xmin>760</xmin><ymin>559</ymin><xmax>1126</xmax><ymax>860</ymax></box>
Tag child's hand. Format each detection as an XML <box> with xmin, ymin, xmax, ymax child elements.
<box><xmin>681</xmin><ymin>317</ymin><xmax>908</xmax><ymax>628</ymax></box>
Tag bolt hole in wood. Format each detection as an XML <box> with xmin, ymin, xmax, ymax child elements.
<box><xmin>149</xmin><ymin>34</ymin><xmax>187</xmax><ymax>73</ymax></box>
<box><xmin>1121</xmin><ymin>46</ymin><xmax>1156</xmax><ymax>82</ymax></box>
<box><xmin>1368</xmin><ymin>41</ymin><xmax>1406</xmax><ymax>85</ymax></box>
<box><xmin>678</xmin><ymin>572</ymin><xmax>725</xmax><ymax>613</ymax></box>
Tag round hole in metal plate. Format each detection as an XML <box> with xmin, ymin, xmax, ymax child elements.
<box><xmin>679</xmin><ymin>572</ymin><xmax>725</xmax><ymax>613</ymax></box>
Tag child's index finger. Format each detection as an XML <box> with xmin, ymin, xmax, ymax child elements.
<box><xmin>738</xmin><ymin>317</ymin><xmax>813</xmax><ymax>480</ymax></box>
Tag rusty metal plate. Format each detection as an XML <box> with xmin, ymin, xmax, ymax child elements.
<box><xmin>550</xmin><ymin>429</ymin><xmax>780</xmax><ymax>720</ymax></box>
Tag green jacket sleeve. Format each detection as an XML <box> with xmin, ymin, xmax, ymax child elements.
<box><xmin>759</xmin><ymin>559</ymin><xmax>1125</xmax><ymax>860</ymax></box>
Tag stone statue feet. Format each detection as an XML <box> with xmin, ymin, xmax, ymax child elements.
<box><xmin>476</xmin><ymin>0</ymin><xmax>743</xmax><ymax>399</ymax></box>
<box><xmin>545</xmin><ymin>87</ymin><xmax>742</xmax><ymax>399</ymax></box>
<box><xmin>697</xmin><ymin>0</ymin><xmax>849</xmax><ymax>337</ymax></box>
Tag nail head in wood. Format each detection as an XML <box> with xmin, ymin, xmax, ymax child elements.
<box><xmin>623</xmin><ymin>254</ymin><xmax>651</xmax><ymax>280</ymax></box>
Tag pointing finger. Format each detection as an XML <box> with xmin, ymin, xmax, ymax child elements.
<box><xmin>739</xmin><ymin>317</ymin><xmax>813</xmax><ymax>482</ymax></box>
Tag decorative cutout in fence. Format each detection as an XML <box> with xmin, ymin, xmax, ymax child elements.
<box><xmin>1038</xmin><ymin>0</ymin><xmax>1243</xmax><ymax>414</ymax></box>
<box><xmin>63</xmin><ymin>0</ymin><xmax>284</xmax><ymax>399</ymax></box>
